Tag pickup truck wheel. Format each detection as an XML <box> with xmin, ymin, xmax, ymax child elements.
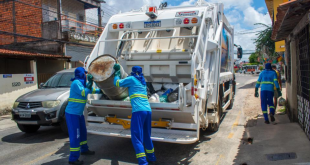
<box><xmin>60</xmin><ymin>116</ymin><xmax>68</xmax><ymax>135</ymax></box>
<box><xmin>17</xmin><ymin>124</ymin><xmax>40</xmax><ymax>133</ymax></box>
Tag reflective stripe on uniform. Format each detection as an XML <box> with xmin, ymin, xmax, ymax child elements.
<box><xmin>81</xmin><ymin>90</ymin><xmax>85</xmax><ymax>97</ymax></box>
<box><xmin>116</xmin><ymin>80</ymin><xmax>120</xmax><ymax>87</ymax></box>
<box><xmin>146</xmin><ymin>148</ymin><xmax>154</xmax><ymax>153</ymax></box>
<box><xmin>80</xmin><ymin>141</ymin><xmax>87</xmax><ymax>145</ymax></box>
<box><xmin>257</xmin><ymin>81</ymin><xmax>261</xmax><ymax>84</ymax></box>
<box><xmin>136</xmin><ymin>152</ymin><xmax>146</xmax><ymax>158</ymax></box>
<box><xmin>261</xmin><ymin>82</ymin><xmax>273</xmax><ymax>84</ymax></box>
<box><xmin>274</xmin><ymin>79</ymin><xmax>278</xmax><ymax>81</ymax></box>
<box><xmin>68</xmin><ymin>98</ymin><xmax>87</xmax><ymax>103</ymax></box>
<box><xmin>130</xmin><ymin>94</ymin><xmax>148</xmax><ymax>100</ymax></box>
<box><xmin>70</xmin><ymin>147</ymin><xmax>80</xmax><ymax>151</ymax></box>
<box><xmin>262</xmin><ymin>111</ymin><xmax>267</xmax><ymax>114</ymax></box>
<box><xmin>92</xmin><ymin>88</ymin><xmax>96</xmax><ymax>94</ymax></box>
<box><xmin>270</xmin><ymin>106</ymin><xmax>275</xmax><ymax>109</ymax></box>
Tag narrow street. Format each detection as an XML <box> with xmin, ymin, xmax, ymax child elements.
<box><xmin>0</xmin><ymin>74</ymin><xmax>260</xmax><ymax>165</ymax></box>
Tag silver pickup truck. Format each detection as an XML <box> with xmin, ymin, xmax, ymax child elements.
<box><xmin>11</xmin><ymin>69</ymin><xmax>75</xmax><ymax>134</ymax></box>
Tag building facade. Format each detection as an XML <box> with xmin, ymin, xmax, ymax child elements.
<box><xmin>271</xmin><ymin>0</ymin><xmax>310</xmax><ymax>139</ymax></box>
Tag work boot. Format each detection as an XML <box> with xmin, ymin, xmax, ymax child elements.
<box><xmin>270</xmin><ymin>114</ymin><xmax>275</xmax><ymax>122</ymax></box>
<box><xmin>265</xmin><ymin>120</ymin><xmax>270</xmax><ymax>124</ymax></box>
<box><xmin>81</xmin><ymin>150</ymin><xmax>95</xmax><ymax>155</ymax></box>
<box><xmin>69</xmin><ymin>160</ymin><xmax>84</xmax><ymax>165</ymax></box>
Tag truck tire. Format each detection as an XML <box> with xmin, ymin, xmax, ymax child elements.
<box><xmin>228</xmin><ymin>80</ymin><xmax>236</xmax><ymax>109</ymax></box>
<box><xmin>17</xmin><ymin>124</ymin><xmax>40</xmax><ymax>133</ymax></box>
<box><xmin>207</xmin><ymin>91</ymin><xmax>223</xmax><ymax>132</ymax></box>
<box><xmin>60</xmin><ymin>115</ymin><xmax>68</xmax><ymax>135</ymax></box>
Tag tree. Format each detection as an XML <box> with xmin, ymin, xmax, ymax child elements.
<box><xmin>249</xmin><ymin>52</ymin><xmax>259</xmax><ymax>63</ymax></box>
<box><xmin>253</xmin><ymin>23</ymin><xmax>276</xmax><ymax>60</ymax></box>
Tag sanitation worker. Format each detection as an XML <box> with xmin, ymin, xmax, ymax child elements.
<box><xmin>272</xmin><ymin>64</ymin><xmax>282</xmax><ymax>110</ymax></box>
<box><xmin>113</xmin><ymin>64</ymin><xmax>156</xmax><ymax>165</ymax></box>
<box><xmin>65</xmin><ymin>67</ymin><xmax>101</xmax><ymax>165</ymax></box>
<box><xmin>255</xmin><ymin>63</ymin><xmax>282</xmax><ymax>124</ymax></box>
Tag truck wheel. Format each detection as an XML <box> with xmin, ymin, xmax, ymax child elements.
<box><xmin>60</xmin><ymin>115</ymin><xmax>68</xmax><ymax>135</ymax></box>
<box><xmin>207</xmin><ymin>94</ymin><xmax>223</xmax><ymax>132</ymax></box>
<box><xmin>17</xmin><ymin>124</ymin><xmax>40</xmax><ymax>133</ymax></box>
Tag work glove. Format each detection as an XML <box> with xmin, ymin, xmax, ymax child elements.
<box><xmin>277</xmin><ymin>88</ymin><xmax>282</xmax><ymax>98</ymax></box>
<box><xmin>255</xmin><ymin>88</ymin><xmax>259</xmax><ymax>98</ymax></box>
<box><xmin>113</xmin><ymin>63</ymin><xmax>121</xmax><ymax>77</ymax></box>
<box><xmin>114</xmin><ymin>63</ymin><xmax>121</xmax><ymax>72</ymax></box>
<box><xmin>86</xmin><ymin>74</ymin><xmax>93</xmax><ymax>90</ymax></box>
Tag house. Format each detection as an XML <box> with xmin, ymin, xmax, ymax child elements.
<box><xmin>0</xmin><ymin>0</ymin><xmax>104</xmax><ymax>112</ymax></box>
<box><xmin>271</xmin><ymin>0</ymin><xmax>310</xmax><ymax>138</ymax></box>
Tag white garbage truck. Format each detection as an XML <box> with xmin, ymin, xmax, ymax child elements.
<box><xmin>85</xmin><ymin>0</ymin><xmax>236</xmax><ymax>144</ymax></box>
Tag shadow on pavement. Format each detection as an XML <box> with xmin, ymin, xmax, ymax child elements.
<box><xmin>40</xmin><ymin>116</ymin><xmax>227</xmax><ymax>165</ymax></box>
<box><xmin>1</xmin><ymin>126</ymin><xmax>67</xmax><ymax>144</ymax></box>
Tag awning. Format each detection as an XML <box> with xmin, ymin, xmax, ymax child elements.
<box><xmin>271</xmin><ymin>0</ymin><xmax>310</xmax><ymax>41</ymax></box>
<box><xmin>0</xmin><ymin>49</ymin><xmax>71</xmax><ymax>60</ymax></box>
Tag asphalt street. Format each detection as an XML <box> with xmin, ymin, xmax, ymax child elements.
<box><xmin>0</xmin><ymin>74</ymin><xmax>259</xmax><ymax>165</ymax></box>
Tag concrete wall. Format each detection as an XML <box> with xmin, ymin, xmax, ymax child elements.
<box><xmin>0</xmin><ymin>60</ymin><xmax>37</xmax><ymax>111</ymax></box>
<box><xmin>285</xmin><ymin>39</ymin><xmax>298</xmax><ymax>121</ymax></box>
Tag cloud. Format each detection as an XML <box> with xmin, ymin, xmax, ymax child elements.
<box><xmin>243</xmin><ymin>7</ymin><xmax>271</xmax><ymax>27</ymax></box>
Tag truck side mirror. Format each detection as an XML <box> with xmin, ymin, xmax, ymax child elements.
<box><xmin>237</xmin><ymin>47</ymin><xmax>243</xmax><ymax>59</ymax></box>
<box><xmin>39</xmin><ymin>83</ymin><xmax>44</xmax><ymax>89</ymax></box>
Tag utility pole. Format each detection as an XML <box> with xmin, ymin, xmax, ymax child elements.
<box><xmin>12</xmin><ymin>0</ymin><xmax>17</xmax><ymax>43</ymax></box>
<box><xmin>98</xmin><ymin>7</ymin><xmax>102</xmax><ymax>28</ymax></box>
<box><xmin>57</xmin><ymin>0</ymin><xmax>62</xmax><ymax>39</ymax></box>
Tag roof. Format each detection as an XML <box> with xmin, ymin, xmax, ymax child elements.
<box><xmin>0</xmin><ymin>49</ymin><xmax>71</xmax><ymax>59</ymax></box>
<box><xmin>265</xmin><ymin>0</ymin><xmax>274</xmax><ymax>19</ymax></box>
<box><xmin>271</xmin><ymin>0</ymin><xmax>310</xmax><ymax>41</ymax></box>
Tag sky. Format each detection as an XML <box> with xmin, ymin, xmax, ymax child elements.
<box><xmin>95</xmin><ymin>0</ymin><xmax>272</xmax><ymax>60</ymax></box>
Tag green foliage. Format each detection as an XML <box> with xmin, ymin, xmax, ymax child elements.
<box><xmin>254</xmin><ymin>23</ymin><xmax>275</xmax><ymax>56</ymax></box>
<box><xmin>259</xmin><ymin>66</ymin><xmax>264</xmax><ymax>70</ymax></box>
<box><xmin>249</xmin><ymin>52</ymin><xmax>259</xmax><ymax>63</ymax></box>
<box><xmin>243</xmin><ymin>63</ymin><xmax>259</xmax><ymax>66</ymax></box>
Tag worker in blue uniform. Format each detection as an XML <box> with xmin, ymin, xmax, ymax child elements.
<box><xmin>255</xmin><ymin>63</ymin><xmax>282</xmax><ymax>124</ymax></box>
<box><xmin>113</xmin><ymin>64</ymin><xmax>156</xmax><ymax>165</ymax></box>
<box><xmin>65</xmin><ymin>67</ymin><xmax>102</xmax><ymax>165</ymax></box>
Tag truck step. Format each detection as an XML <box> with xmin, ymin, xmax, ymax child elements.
<box><xmin>87</xmin><ymin>123</ymin><xmax>198</xmax><ymax>144</ymax></box>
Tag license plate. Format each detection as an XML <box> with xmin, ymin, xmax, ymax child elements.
<box><xmin>19</xmin><ymin>112</ymin><xmax>31</xmax><ymax>118</ymax></box>
<box><xmin>144</xmin><ymin>21</ymin><xmax>161</xmax><ymax>28</ymax></box>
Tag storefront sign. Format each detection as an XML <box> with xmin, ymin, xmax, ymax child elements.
<box><xmin>24</xmin><ymin>74</ymin><xmax>34</xmax><ymax>85</ymax></box>
<box><xmin>3</xmin><ymin>74</ymin><xmax>12</xmax><ymax>78</ymax></box>
<box><xmin>69</xmin><ymin>32</ymin><xmax>99</xmax><ymax>43</ymax></box>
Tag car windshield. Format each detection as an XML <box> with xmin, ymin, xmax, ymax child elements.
<box><xmin>43</xmin><ymin>72</ymin><xmax>75</xmax><ymax>88</ymax></box>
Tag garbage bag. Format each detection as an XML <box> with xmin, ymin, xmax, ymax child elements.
<box><xmin>159</xmin><ymin>95</ymin><xmax>168</xmax><ymax>103</ymax></box>
<box><xmin>149</xmin><ymin>93</ymin><xmax>160</xmax><ymax>103</ymax></box>
<box><xmin>167</xmin><ymin>87</ymin><xmax>179</xmax><ymax>102</ymax></box>
<box><xmin>278</xmin><ymin>97</ymin><xmax>285</xmax><ymax>106</ymax></box>
<box><xmin>123</xmin><ymin>96</ymin><xmax>130</xmax><ymax>102</ymax></box>
<box><xmin>162</xmin><ymin>88</ymin><xmax>173</xmax><ymax>96</ymax></box>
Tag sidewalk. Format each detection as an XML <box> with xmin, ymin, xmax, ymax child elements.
<box><xmin>233</xmin><ymin>85</ymin><xmax>310</xmax><ymax>165</ymax></box>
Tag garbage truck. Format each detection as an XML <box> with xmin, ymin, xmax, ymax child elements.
<box><xmin>85</xmin><ymin>0</ymin><xmax>236</xmax><ymax>144</ymax></box>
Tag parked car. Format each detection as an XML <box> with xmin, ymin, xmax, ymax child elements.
<box><xmin>11</xmin><ymin>68</ymin><xmax>75</xmax><ymax>134</ymax></box>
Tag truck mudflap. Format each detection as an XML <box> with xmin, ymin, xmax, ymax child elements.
<box><xmin>87</xmin><ymin>123</ymin><xmax>198</xmax><ymax>144</ymax></box>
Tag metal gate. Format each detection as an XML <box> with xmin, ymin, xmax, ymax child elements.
<box><xmin>297</xmin><ymin>24</ymin><xmax>310</xmax><ymax>140</ymax></box>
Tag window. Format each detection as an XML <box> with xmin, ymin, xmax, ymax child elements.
<box><xmin>43</xmin><ymin>72</ymin><xmax>75</xmax><ymax>88</ymax></box>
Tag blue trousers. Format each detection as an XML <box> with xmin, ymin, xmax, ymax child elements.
<box><xmin>260</xmin><ymin>91</ymin><xmax>275</xmax><ymax>121</ymax></box>
<box><xmin>65</xmin><ymin>112</ymin><xmax>89</xmax><ymax>162</ymax></box>
<box><xmin>131</xmin><ymin>111</ymin><xmax>156</xmax><ymax>165</ymax></box>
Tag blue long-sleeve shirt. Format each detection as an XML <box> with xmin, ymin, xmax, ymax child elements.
<box><xmin>65</xmin><ymin>80</ymin><xmax>101</xmax><ymax>115</ymax></box>
<box><xmin>255</xmin><ymin>70</ymin><xmax>279</xmax><ymax>92</ymax></box>
<box><xmin>114</xmin><ymin>76</ymin><xmax>151</xmax><ymax>113</ymax></box>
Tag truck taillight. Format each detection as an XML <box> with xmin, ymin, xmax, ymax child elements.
<box><xmin>119</xmin><ymin>23</ymin><xmax>124</xmax><ymax>29</ymax></box>
<box><xmin>191</xmin><ymin>17</ymin><xmax>198</xmax><ymax>24</ymax></box>
<box><xmin>112</xmin><ymin>24</ymin><xmax>118</xmax><ymax>29</ymax></box>
<box><xmin>191</xmin><ymin>87</ymin><xmax>194</xmax><ymax>95</ymax></box>
<box><xmin>184</xmin><ymin>18</ymin><xmax>190</xmax><ymax>24</ymax></box>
